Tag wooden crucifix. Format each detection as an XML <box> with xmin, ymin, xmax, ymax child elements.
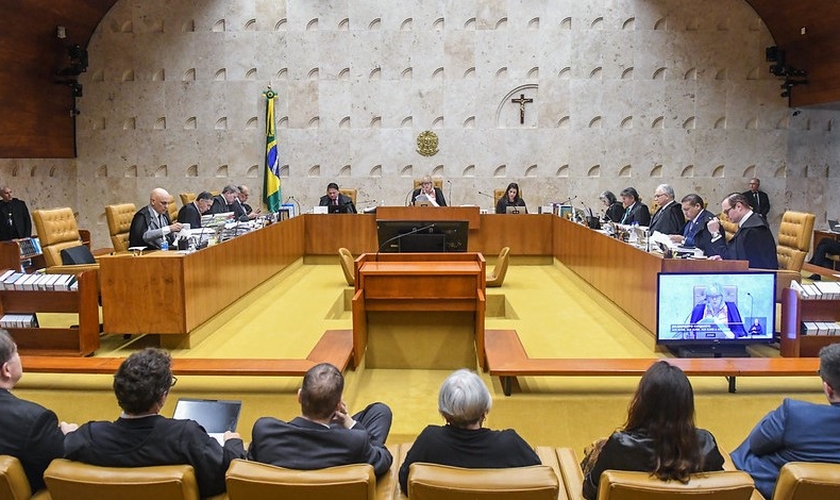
<box><xmin>511</xmin><ymin>93</ymin><xmax>533</xmax><ymax>124</ymax></box>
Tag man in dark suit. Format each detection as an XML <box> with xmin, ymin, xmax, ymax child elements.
<box><xmin>128</xmin><ymin>187</ymin><xmax>182</xmax><ymax>249</ymax></box>
<box><xmin>742</xmin><ymin>177</ymin><xmax>770</xmax><ymax>219</ymax></box>
<box><xmin>319</xmin><ymin>182</ymin><xmax>357</xmax><ymax>214</ymax></box>
<box><xmin>236</xmin><ymin>184</ymin><xmax>262</xmax><ymax>219</ymax></box>
<box><xmin>64</xmin><ymin>348</ymin><xmax>246</xmax><ymax>498</ymax></box>
<box><xmin>670</xmin><ymin>194</ymin><xmax>717</xmax><ymax>255</ymax></box>
<box><xmin>0</xmin><ymin>186</ymin><xmax>32</xmax><ymax>241</ymax></box>
<box><xmin>706</xmin><ymin>193</ymin><xmax>778</xmax><ymax>269</ymax></box>
<box><xmin>618</xmin><ymin>187</ymin><xmax>650</xmax><ymax>225</ymax></box>
<box><xmin>731</xmin><ymin>343</ymin><xmax>840</xmax><ymax>499</ymax></box>
<box><xmin>0</xmin><ymin>329</ymin><xmax>76</xmax><ymax>492</ymax></box>
<box><xmin>177</xmin><ymin>191</ymin><xmax>213</xmax><ymax>228</ymax></box>
<box><xmin>208</xmin><ymin>184</ymin><xmax>248</xmax><ymax>221</ymax></box>
<box><xmin>648</xmin><ymin>184</ymin><xmax>685</xmax><ymax>235</ymax></box>
<box><xmin>248</xmin><ymin>362</ymin><xmax>393</xmax><ymax>477</ymax></box>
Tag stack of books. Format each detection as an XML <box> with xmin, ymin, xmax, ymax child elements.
<box><xmin>801</xmin><ymin>321</ymin><xmax>840</xmax><ymax>336</ymax></box>
<box><xmin>0</xmin><ymin>270</ymin><xmax>78</xmax><ymax>291</ymax></box>
<box><xmin>0</xmin><ymin>313</ymin><xmax>38</xmax><ymax>329</ymax></box>
<box><xmin>791</xmin><ymin>280</ymin><xmax>840</xmax><ymax>299</ymax></box>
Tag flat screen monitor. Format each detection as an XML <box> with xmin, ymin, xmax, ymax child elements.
<box><xmin>376</xmin><ymin>220</ymin><xmax>469</xmax><ymax>253</ymax></box>
<box><xmin>656</xmin><ymin>271</ymin><xmax>776</xmax><ymax>357</ymax></box>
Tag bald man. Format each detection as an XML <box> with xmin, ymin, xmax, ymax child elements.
<box><xmin>128</xmin><ymin>188</ymin><xmax>182</xmax><ymax>249</ymax></box>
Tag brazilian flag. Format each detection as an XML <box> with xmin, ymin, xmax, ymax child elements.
<box><xmin>263</xmin><ymin>88</ymin><xmax>282</xmax><ymax>212</ymax></box>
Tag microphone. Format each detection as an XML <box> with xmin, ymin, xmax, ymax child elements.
<box><xmin>357</xmin><ymin>199</ymin><xmax>376</xmax><ymax>205</ymax></box>
<box><xmin>375</xmin><ymin>223</ymin><xmax>435</xmax><ymax>260</ymax></box>
<box><xmin>746</xmin><ymin>292</ymin><xmax>754</xmax><ymax>334</ymax></box>
<box><xmin>477</xmin><ymin>191</ymin><xmax>495</xmax><ymax>199</ymax></box>
<box><xmin>446</xmin><ymin>179</ymin><xmax>453</xmax><ymax>205</ymax></box>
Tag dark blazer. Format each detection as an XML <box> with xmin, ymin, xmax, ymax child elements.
<box><xmin>604</xmin><ymin>202</ymin><xmax>624</xmax><ymax>223</ymax></box>
<box><xmin>177</xmin><ymin>202</ymin><xmax>203</xmax><ymax>228</ymax></box>
<box><xmin>708</xmin><ymin>212</ymin><xmax>779</xmax><ymax>269</ymax></box>
<box><xmin>619</xmin><ymin>202</ymin><xmax>651</xmax><ymax>226</ymax></box>
<box><xmin>689</xmin><ymin>302</ymin><xmax>747</xmax><ymax>337</ymax></box>
<box><xmin>398</xmin><ymin>425</ymin><xmax>541</xmax><ymax>493</ymax></box>
<box><xmin>495</xmin><ymin>197</ymin><xmax>527</xmax><ymax>214</ymax></box>
<box><xmin>742</xmin><ymin>190</ymin><xmax>770</xmax><ymax>218</ymax></box>
<box><xmin>648</xmin><ymin>201</ymin><xmax>685</xmax><ymax>235</ymax></box>
<box><xmin>248</xmin><ymin>416</ymin><xmax>392</xmax><ymax>477</ymax></box>
<box><xmin>319</xmin><ymin>194</ymin><xmax>357</xmax><ymax>214</ymax></box>
<box><xmin>411</xmin><ymin>187</ymin><xmax>447</xmax><ymax>207</ymax></box>
<box><xmin>583</xmin><ymin>428</ymin><xmax>724</xmax><ymax>500</ymax></box>
<box><xmin>128</xmin><ymin>205</ymin><xmax>173</xmax><ymax>249</ymax></box>
<box><xmin>64</xmin><ymin>415</ymin><xmax>246</xmax><ymax>498</ymax></box>
<box><xmin>209</xmin><ymin>195</ymin><xmax>248</xmax><ymax>222</ymax></box>
<box><xmin>0</xmin><ymin>199</ymin><xmax>32</xmax><ymax>241</ymax></box>
<box><xmin>731</xmin><ymin>399</ymin><xmax>840</xmax><ymax>499</ymax></box>
<box><xmin>683</xmin><ymin>209</ymin><xmax>717</xmax><ymax>253</ymax></box>
<box><xmin>0</xmin><ymin>389</ymin><xmax>65</xmax><ymax>492</ymax></box>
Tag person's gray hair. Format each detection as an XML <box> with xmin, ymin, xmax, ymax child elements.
<box><xmin>0</xmin><ymin>329</ymin><xmax>15</xmax><ymax>365</ymax></box>
<box><xmin>819</xmin><ymin>343</ymin><xmax>840</xmax><ymax>390</ymax></box>
<box><xmin>221</xmin><ymin>184</ymin><xmax>239</xmax><ymax>194</ymax></box>
<box><xmin>704</xmin><ymin>283</ymin><xmax>724</xmax><ymax>298</ymax></box>
<box><xmin>438</xmin><ymin>369</ymin><xmax>492</xmax><ymax>427</ymax></box>
<box><xmin>657</xmin><ymin>184</ymin><xmax>675</xmax><ymax>199</ymax></box>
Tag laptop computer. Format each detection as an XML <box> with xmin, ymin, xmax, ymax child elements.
<box><xmin>828</xmin><ymin>219</ymin><xmax>840</xmax><ymax>233</ymax></box>
<box><xmin>505</xmin><ymin>206</ymin><xmax>526</xmax><ymax>214</ymax></box>
<box><xmin>172</xmin><ymin>398</ymin><xmax>242</xmax><ymax>445</ymax></box>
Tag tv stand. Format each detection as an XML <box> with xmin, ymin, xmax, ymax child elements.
<box><xmin>672</xmin><ymin>343</ymin><xmax>749</xmax><ymax>358</ymax></box>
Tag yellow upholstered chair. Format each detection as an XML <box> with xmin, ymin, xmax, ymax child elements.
<box><xmin>167</xmin><ymin>196</ymin><xmax>179</xmax><ymax>225</ymax></box>
<box><xmin>487</xmin><ymin>246</ymin><xmax>511</xmax><ymax>287</ymax></box>
<box><xmin>179</xmin><ymin>193</ymin><xmax>196</xmax><ymax>206</ymax></box>
<box><xmin>406</xmin><ymin>463</ymin><xmax>560</xmax><ymax>500</ymax></box>
<box><xmin>772</xmin><ymin>461</ymin><xmax>840</xmax><ymax>500</ymax></box>
<box><xmin>776</xmin><ymin>211</ymin><xmax>815</xmax><ymax>272</ymax></box>
<box><xmin>0</xmin><ymin>455</ymin><xmax>40</xmax><ymax>500</ymax></box>
<box><xmin>225</xmin><ymin>459</ymin><xmax>384</xmax><ymax>500</ymax></box>
<box><xmin>493</xmin><ymin>188</ymin><xmax>525</xmax><ymax>207</ymax></box>
<box><xmin>338</xmin><ymin>247</ymin><xmax>355</xmax><ymax>286</ymax></box>
<box><xmin>43</xmin><ymin>459</ymin><xmax>206</xmax><ymax>500</ymax></box>
<box><xmin>339</xmin><ymin>188</ymin><xmax>357</xmax><ymax>205</ymax></box>
<box><xmin>719</xmin><ymin>212</ymin><xmax>739</xmax><ymax>242</ymax></box>
<box><xmin>32</xmin><ymin>208</ymin><xmax>99</xmax><ymax>273</ymax></box>
<box><xmin>556</xmin><ymin>448</ymin><xmax>758</xmax><ymax>500</ymax></box>
<box><xmin>104</xmin><ymin>203</ymin><xmax>136</xmax><ymax>253</ymax></box>
<box><xmin>413</xmin><ymin>178</ymin><xmax>443</xmax><ymax>190</ymax></box>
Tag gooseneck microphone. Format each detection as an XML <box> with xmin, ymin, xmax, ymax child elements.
<box><xmin>446</xmin><ymin>179</ymin><xmax>453</xmax><ymax>205</ymax></box>
<box><xmin>375</xmin><ymin>223</ymin><xmax>436</xmax><ymax>261</ymax></box>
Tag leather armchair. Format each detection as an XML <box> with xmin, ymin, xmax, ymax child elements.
<box><xmin>167</xmin><ymin>196</ymin><xmax>179</xmax><ymax>226</ymax></box>
<box><xmin>226</xmin><ymin>459</ymin><xmax>391</xmax><ymax>500</ymax></box>
<box><xmin>338</xmin><ymin>247</ymin><xmax>355</xmax><ymax>286</ymax></box>
<box><xmin>776</xmin><ymin>211</ymin><xmax>815</xmax><ymax>272</ymax></box>
<box><xmin>0</xmin><ymin>455</ymin><xmax>43</xmax><ymax>500</ymax></box>
<box><xmin>413</xmin><ymin>179</ymin><xmax>443</xmax><ymax>190</ymax></box>
<box><xmin>43</xmin><ymin>459</ymin><xmax>215</xmax><ymax>500</ymax></box>
<box><xmin>772</xmin><ymin>461</ymin><xmax>840</xmax><ymax>500</ymax></box>
<box><xmin>406</xmin><ymin>462</ymin><xmax>560</xmax><ymax>500</ymax></box>
<box><xmin>556</xmin><ymin>447</ymin><xmax>758</xmax><ymax>500</ymax></box>
<box><xmin>31</xmin><ymin>208</ymin><xmax>99</xmax><ymax>274</ymax></box>
<box><xmin>487</xmin><ymin>246</ymin><xmax>510</xmax><ymax>287</ymax></box>
<box><xmin>339</xmin><ymin>188</ymin><xmax>358</xmax><ymax>205</ymax></box>
<box><xmin>104</xmin><ymin>203</ymin><xmax>136</xmax><ymax>253</ymax></box>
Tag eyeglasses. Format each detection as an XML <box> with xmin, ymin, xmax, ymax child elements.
<box><xmin>170</xmin><ymin>376</ymin><xmax>178</xmax><ymax>388</ymax></box>
<box><xmin>722</xmin><ymin>206</ymin><xmax>733</xmax><ymax>216</ymax></box>
<box><xmin>653</xmin><ymin>193</ymin><xmax>666</xmax><ymax>199</ymax></box>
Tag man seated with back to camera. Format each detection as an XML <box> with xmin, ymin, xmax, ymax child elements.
<box><xmin>688</xmin><ymin>283</ymin><xmax>747</xmax><ymax>338</ymax></box>
<box><xmin>495</xmin><ymin>182</ymin><xmax>527</xmax><ymax>214</ymax></box>
<box><xmin>706</xmin><ymin>192</ymin><xmax>778</xmax><ymax>269</ymax></box>
<box><xmin>64</xmin><ymin>348</ymin><xmax>246</xmax><ymax>498</ymax></box>
<box><xmin>731</xmin><ymin>343</ymin><xmax>840</xmax><ymax>499</ymax></box>
<box><xmin>128</xmin><ymin>187</ymin><xmax>182</xmax><ymax>250</ymax></box>
<box><xmin>398</xmin><ymin>369</ymin><xmax>540</xmax><ymax>494</ymax></box>
<box><xmin>177</xmin><ymin>191</ymin><xmax>213</xmax><ymax>228</ymax></box>
<box><xmin>248</xmin><ymin>362</ymin><xmax>393</xmax><ymax>476</ymax></box>
<box><xmin>318</xmin><ymin>182</ymin><xmax>357</xmax><ymax>214</ymax></box>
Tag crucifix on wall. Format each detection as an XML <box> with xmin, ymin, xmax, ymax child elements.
<box><xmin>511</xmin><ymin>93</ymin><xmax>533</xmax><ymax>124</ymax></box>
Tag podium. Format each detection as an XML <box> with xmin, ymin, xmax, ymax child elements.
<box><xmin>351</xmin><ymin>252</ymin><xmax>486</xmax><ymax>369</ymax></box>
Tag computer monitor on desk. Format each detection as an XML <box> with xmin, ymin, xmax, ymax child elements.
<box><xmin>376</xmin><ymin>220</ymin><xmax>469</xmax><ymax>253</ymax></box>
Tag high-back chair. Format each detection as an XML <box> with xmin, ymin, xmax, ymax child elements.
<box><xmin>339</xmin><ymin>188</ymin><xmax>357</xmax><ymax>205</ymax></box>
<box><xmin>43</xmin><ymin>459</ymin><xmax>201</xmax><ymax>500</ymax></box>
<box><xmin>719</xmin><ymin>212</ymin><xmax>739</xmax><ymax>242</ymax></box>
<box><xmin>167</xmin><ymin>196</ymin><xmax>179</xmax><ymax>225</ymax></box>
<box><xmin>406</xmin><ymin>462</ymin><xmax>560</xmax><ymax>500</ymax></box>
<box><xmin>225</xmin><ymin>459</ymin><xmax>377</xmax><ymax>500</ymax></box>
<box><xmin>0</xmin><ymin>455</ymin><xmax>36</xmax><ymax>500</ymax></box>
<box><xmin>338</xmin><ymin>247</ymin><xmax>355</xmax><ymax>286</ymax></box>
<box><xmin>777</xmin><ymin>211</ymin><xmax>816</xmax><ymax>272</ymax></box>
<box><xmin>413</xmin><ymin>178</ymin><xmax>443</xmax><ymax>190</ymax></box>
<box><xmin>179</xmin><ymin>193</ymin><xmax>196</xmax><ymax>206</ymax></box>
<box><xmin>772</xmin><ymin>461</ymin><xmax>840</xmax><ymax>500</ymax></box>
<box><xmin>104</xmin><ymin>203</ymin><xmax>136</xmax><ymax>253</ymax></box>
<box><xmin>487</xmin><ymin>246</ymin><xmax>511</xmax><ymax>287</ymax></box>
<box><xmin>32</xmin><ymin>208</ymin><xmax>98</xmax><ymax>273</ymax></box>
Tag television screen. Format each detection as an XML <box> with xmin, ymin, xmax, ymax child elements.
<box><xmin>656</xmin><ymin>271</ymin><xmax>776</xmax><ymax>357</ymax></box>
<box><xmin>376</xmin><ymin>220</ymin><xmax>469</xmax><ymax>253</ymax></box>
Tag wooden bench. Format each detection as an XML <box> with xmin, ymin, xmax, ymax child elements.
<box><xmin>22</xmin><ymin>329</ymin><xmax>354</xmax><ymax>377</ymax></box>
<box><xmin>485</xmin><ymin>329</ymin><xmax>820</xmax><ymax>396</ymax></box>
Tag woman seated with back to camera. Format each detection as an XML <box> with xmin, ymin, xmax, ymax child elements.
<box><xmin>398</xmin><ymin>369</ymin><xmax>540</xmax><ymax>494</ymax></box>
<box><xmin>495</xmin><ymin>182</ymin><xmax>527</xmax><ymax>214</ymax></box>
<box><xmin>582</xmin><ymin>361</ymin><xmax>724</xmax><ymax>500</ymax></box>
<box><xmin>599</xmin><ymin>190</ymin><xmax>624</xmax><ymax>223</ymax></box>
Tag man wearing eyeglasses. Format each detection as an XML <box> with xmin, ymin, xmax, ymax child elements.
<box><xmin>730</xmin><ymin>343</ymin><xmax>840</xmax><ymax>499</ymax></box>
<box><xmin>64</xmin><ymin>348</ymin><xmax>246</xmax><ymax>498</ymax></box>
<box><xmin>648</xmin><ymin>184</ymin><xmax>685</xmax><ymax>235</ymax></box>
<box><xmin>705</xmin><ymin>192</ymin><xmax>778</xmax><ymax>269</ymax></box>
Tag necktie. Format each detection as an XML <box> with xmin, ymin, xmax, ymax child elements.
<box><xmin>684</xmin><ymin>220</ymin><xmax>696</xmax><ymax>246</ymax></box>
<box><xmin>754</xmin><ymin>192</ymin><xmax>760</xmax><ymax>212</ymax></box>
<box><xmin>334</xmin><ymin>199</ymin><xmax>338</xmax><ymax>206</ymax></box>
<box><xmin>621</xmin><ymin>207</ymin><xmax>630</xmax><ymax>224</ymax></box>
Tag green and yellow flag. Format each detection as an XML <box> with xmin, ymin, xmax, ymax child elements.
<box><xmin>263</xmin><ymin>88</ymin><xmax>282</xmax><ymax>212</ymax></box>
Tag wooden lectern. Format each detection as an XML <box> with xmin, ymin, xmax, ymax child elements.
<box><xmin>351</xmin><ymin>252</ymin><xmax>486</xmax><ymax>369</ymax></box>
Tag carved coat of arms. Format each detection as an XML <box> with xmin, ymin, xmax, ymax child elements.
<box><xmin>416</xmin><ymin>131</ymin><xmax>439</xmax><ymax>157</ymax></box>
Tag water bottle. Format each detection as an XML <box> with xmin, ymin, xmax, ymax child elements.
<box><xmin>160</xmin><ymin>238</ymin><xmax>169</xmax><ymax>251</ymax></box>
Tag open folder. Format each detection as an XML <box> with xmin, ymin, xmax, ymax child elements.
<box><xmin>172</xmin><ymin>398</ymin><xmax>242</xmax><ymax>445</ymax></box>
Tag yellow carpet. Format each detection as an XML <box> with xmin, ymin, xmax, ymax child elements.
<box><xmin>16</xmin><ymin>259</ymin><xmax>824</xmax><ymax>456</ymax></box>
